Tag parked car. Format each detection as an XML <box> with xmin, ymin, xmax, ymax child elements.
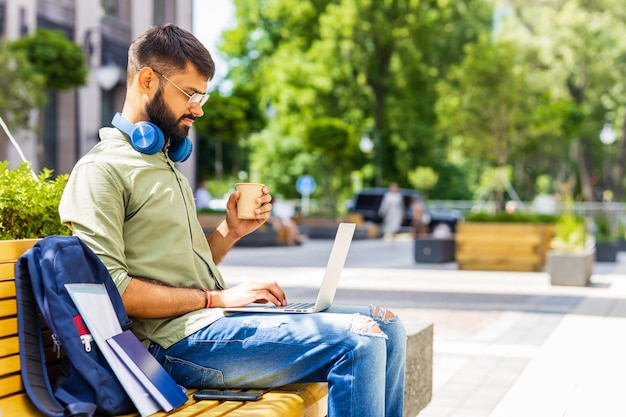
<box><xmin>347</xmin><ymin>187</ymin><xmax>462</xmax><ymax>234</ymax></box>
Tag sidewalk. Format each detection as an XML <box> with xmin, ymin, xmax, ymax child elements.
<box><xmin>219</xmin><ymin>236</ymin><xmax>626</xmax><ymax>417</ymax></box>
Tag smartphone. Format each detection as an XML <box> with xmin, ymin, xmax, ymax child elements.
<box><xmin>192</xmin><ymin>389</ymin><xmax>264</xmax><ymax>402</ymax></box>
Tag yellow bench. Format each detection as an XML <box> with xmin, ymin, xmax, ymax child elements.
<box><xmin>0</xmin><ymin>240</ymin><xmax>328</xmax><ymax>417</ymax></box>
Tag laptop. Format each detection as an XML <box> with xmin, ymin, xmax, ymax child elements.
<box><xmin>224</xmin><ymin>222</ymin><xmax>356</xmax><ymax>314</ymax></box>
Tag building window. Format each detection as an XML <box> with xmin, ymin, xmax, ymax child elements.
<box><xmin>0</xmin><ymin>3</ymin><xmax>5</xmax><ymax>37</ymax></box>
<box><xmin>153</xmin><ymin>0</ymin><xmax>175</xmax><ymax>25</ymax></box>
<box><xmin>102</xmin><ymin>0</ymin><xmax>119</xmax><ymax>18</ymax></box>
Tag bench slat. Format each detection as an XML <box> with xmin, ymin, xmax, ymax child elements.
<box><xmin>0</xmin><ymin>373</ymin><xmax>23</xmax><ymax>397</ymax></box>
<box><xmin>0</xmin><ymin>299</ymin><xmax>16</xmax><ymax>318</ymax></box>
<box><xmin>0</xmin><ymin>279</ymin><xmax>15</xmax><ymax>298</ymax></box>
<box><xmin>0</xmin><ymin>263</ymin><xmax>15</xmax><ymax>281</ymax></box>
<box><xmin>0</xmin><ymin>354</ymin><xmax>20</xmax><ymax>376</ymax></box>
<box><xmin>0</xmin><ymin>392</ymin><xmax>43</xmax><ymax>416</ymax></box>
<box><xmin>0</xmin><ymin>317</ymin><xmax>17</xmax><ymax>338</ymax></box>
<box><xmin>0</xmin><ymin>336</ymin><xmax>18</xmax><ymax>358</ymax></box>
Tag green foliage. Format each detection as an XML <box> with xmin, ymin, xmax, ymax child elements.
<box><xmin>8</xmin><ymin>28</ymin><xmax>87</xmax><ymax>91</ymax></box>
<box><xmin>304</xmin><ymin>118</ymin><xmax>359</xmax><ymax>212</ymax></box>
<box><xmin>408</xmin><ymin>167</ymin><xmax>438</xmax><ymax>196</ymax></box>
<box><xmin>214</xmin><ymin>0</ymin><xmax>626</xmax><ymax>204</ymax></box>
<box><xmin>0</xmin><ymin>44</ymin><xmax>47</xmax><ymax>131</ymax></box>
<box><xmin>0</xmin><ymin>161</ymin><xmax>70</xmax><ymax>240</ymax></box>
<box><xmin>551</xmin><ymin>213</ymin><xmax>587</xmax><ymax>253</ymax></box>
<box><xmin>465</xmin><ymin>211</ymin><xmax>558</xmax><ymax>224</ymax></box>
<box><xmin>593</xmin><ymin>213</ymin><xmax>618</xmax><ymax>243</ymax></box>
<box><xmin>222</xmin><ymin>0</ymin><xmax>491</xmax><ymax>199</ymax></box>
<box><xmin>304</xmin><ymin>117</ymin><xmax>355</xmax><ymax>155</ymax></box>
<box><xmin>194</xmin><ymin>87</ymin><xmax>267</xmax><ymax>180</ymax></box>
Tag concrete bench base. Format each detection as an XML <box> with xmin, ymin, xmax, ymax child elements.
<box><xmin>404</xmin><ymin>322</ymin><xmax>434</xmax><ymax>417</ymax></box>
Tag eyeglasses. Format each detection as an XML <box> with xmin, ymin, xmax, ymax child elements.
<box><xmin>152</xmin><ymin>69</ymin><xmax>210</xmax><ymax>108</ymax></box>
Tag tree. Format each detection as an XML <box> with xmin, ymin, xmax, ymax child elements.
<box><xmin>8</xmin><ymin>29</ymin><xmax>87</xmax><ymax>168</ymax></box>
<box><xmin>220</xmin><ymin>0</ymin><xmax>492</xmax><ymax>201</ymax></box>
<box><xmin>0</xmin><ymin>44</ymin><xmax>47</xmax><ymax>162</ymax></box>
<box><xmin>497</xmin><ymin>0</ymin><xmax>626</xmax><ymax>201</ymax></box>
<box><xmin>194</xmin><ymin>85</ymin><xmax>267</xmax><ymax>182</ymax></box>
<box><xmin>9</xmin><ymin>29</ymin><xmax>87</xmax><ymax>91</ymax></box>
<box><xmin>436</xmin><ymin>34</ymin><xmax>579</xmax><ymax>207</ymax></box>
<box><xmin>303</xmin><ymin>117</ymin><xmax>360</xmax><ymax>212</ymax></box>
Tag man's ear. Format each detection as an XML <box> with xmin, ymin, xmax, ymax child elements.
<box><xmin>136</xmin><ymin>67</ymin><xmax>157</xmax><ymax>95</ymax></box>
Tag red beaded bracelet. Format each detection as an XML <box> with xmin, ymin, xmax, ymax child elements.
<box><xmin>202</xmin><ymin>288</ymin><xmax>212</xmax><ymax>309</ymax></box>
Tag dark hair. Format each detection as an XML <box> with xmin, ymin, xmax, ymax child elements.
<box><xmin>127</xmin><ymin>23</ymin><xmax>215</xmax><ymax>82</ymax></box>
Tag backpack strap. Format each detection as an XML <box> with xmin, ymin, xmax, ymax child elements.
<box><xmin>15</xmin><ymin>254</ymin><xmax>98</xmax><ymax>417</ymax></box>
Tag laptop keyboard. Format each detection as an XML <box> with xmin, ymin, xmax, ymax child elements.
<box><xmin>266</xmin><ymin>302</ymin><xmax>314</xmax><ymax>310</ymax></box>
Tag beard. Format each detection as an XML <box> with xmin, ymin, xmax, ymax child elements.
<box><xmin>146</xmin><ymin>88</ymin><xmax>194</xmax><ymax>142</ymax></box>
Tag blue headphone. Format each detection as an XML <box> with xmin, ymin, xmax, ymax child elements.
<box><xmin>111</xmin><ymin>112</ymin><xmax>192</xmax><ymax>162</ymax></box>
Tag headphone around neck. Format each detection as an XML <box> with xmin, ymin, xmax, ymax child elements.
<box><xmin>111</xmin><ymin>113</ymin><xmax>192</xmax><ymax>162</ymax></box>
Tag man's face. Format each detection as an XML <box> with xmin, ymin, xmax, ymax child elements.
<box><xmin>146</xmin><ymin>87</ymin><xmax>195</xmax><ymax>142</ymax></box>
<box><xmin>145</xmin><ymin>65</ymin><xmax>209</xmax><ymax>142</ymax></box>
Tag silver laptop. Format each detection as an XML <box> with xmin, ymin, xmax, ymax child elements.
<box><xmin>224</xmin><ymin>222</ymin><xmax>356</xmax><ymax>314</ymax></box>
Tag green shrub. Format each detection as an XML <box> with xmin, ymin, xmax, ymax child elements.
<box><xmin>594</xmin><ymin>213</ymin><xmax>618</xmax><ymax>243</ymax></box>
<box><xmin>465</xmin><ymin>211</ymin><xmax>558</xmax><ymax>224</ymax></box>
<box><xmin>551</xmin><ymin>213</ymin><xmax>587</xmax><ymax>253</ymax></box>
<box><xmin>0</xmin><ymin>161</ymin><xmax>70</xmax><ymax>239</ymax></box>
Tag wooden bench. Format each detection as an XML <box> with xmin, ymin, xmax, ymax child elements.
<box><xmin>1</xmin><ymin>239</ymin><xmax>433</xmax><ymax>417</ymax></box>
<box><xmin>0</xmin><ymin>240</ymin><xmax>327</xmax><ymax>417</ymax></box>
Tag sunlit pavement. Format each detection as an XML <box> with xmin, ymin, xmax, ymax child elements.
<box><xmin>219</xmin><ymin>235</ymin><xmax>626</xmax><ymax>417</ymax></box>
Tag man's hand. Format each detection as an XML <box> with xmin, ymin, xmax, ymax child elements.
<box><xmin>208</xmin><ymin>186</ymin><xmax>272</xmax><ymax>265</ymax></box>
<box><xmin>224</xmin><ymin>185</ymin><xmax>273</xmax><ymax>239</ymax></box>
<box><xmin>213</xmin><ymin>280</ymin><xmax>287</xmax><ymax>308</ymax></box>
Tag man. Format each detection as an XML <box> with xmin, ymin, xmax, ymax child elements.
<box><xmin>59</xmin><ymin>24</ymin><xmax>406</xmax><ymax>417</ymax></box>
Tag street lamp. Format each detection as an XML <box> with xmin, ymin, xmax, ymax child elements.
<box><xmin>359</xmin><ymin>134</ymin><xmax>374</xmax><ymax>153</ymax></box>
<box><xmin>94</xmin><ymin>61</ymin><xmax>122</xmax><ymax>91</ymax></box>
<box><xmin>600</xmin><ymin>123</ymin><xmax>616</xmax><ymax>145</ymax></box>
<box><xmin>599</xmin><ymin>122</ymin><xmax>616</xmax><ymax>201</ymax></box>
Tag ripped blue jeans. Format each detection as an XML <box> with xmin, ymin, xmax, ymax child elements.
<box><xmin>148</xmin><ymin>305</ymin><xmax>406</xmax><ymax>417</ymax></box>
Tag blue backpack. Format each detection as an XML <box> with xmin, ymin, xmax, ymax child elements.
<box><xmin>14</xmin><ymin>235</ymin><xmax>135</xmax><ymax>417</ymax></box>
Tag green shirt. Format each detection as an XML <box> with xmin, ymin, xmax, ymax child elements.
<box><xmin>59</xmin><ymin>127</ymin><xmax>226</xmax><ymax>348</ymax></box>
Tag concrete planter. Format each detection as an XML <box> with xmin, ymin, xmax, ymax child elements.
<box><xmin>547</xmin><ymin>249</ymin><xmax>594</xmax><ymax>286</ymax></box>
<box><xmin>414</xmin><ymin>237</ymin><xmax>455</xmax><ymax>263</ymax></box>
<box><xmin>455</xmin><ymin>222</ymin><xmax>554</xmax><ymax>271</ymax></box>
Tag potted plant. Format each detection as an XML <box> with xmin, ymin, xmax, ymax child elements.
<box><xmin>547</xmin><ymin>212</ymin><xmax>594</xmax><ymax>286</ymax></box>
<box><xmin>593</xmin><ymin>212</ymin><xmax>619</xmax><ymax>262</ymax></box>
<box><xmin>455</xmin><ymin>211</ymin><xmax>557</xmax><ymax>271</ymax></box>
<box><xmin>0</xmin><ymin>161</ymin><xmax>70</xmax><ymax>269</ymax></box>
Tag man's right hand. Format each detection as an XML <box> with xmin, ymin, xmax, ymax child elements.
<box><xmin>213</xmin><ymin>280</ymin><xmax>287</xmax><ymax>308</ymax></box>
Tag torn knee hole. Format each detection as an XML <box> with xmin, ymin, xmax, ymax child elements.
<box><xmin>350</xmin><ymin>314</ymin><xmax>383</xmax><ymax>335</ymax></box>
<box><xmin>372</xmin><ymin>306</ymin><xmax>396</xmax><ymax>322</ymax></box>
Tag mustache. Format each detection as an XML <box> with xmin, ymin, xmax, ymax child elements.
<box><xmin>180</xmin><ymin>114</ymin><xmax>196</xmax><ymax>122</ymax></box>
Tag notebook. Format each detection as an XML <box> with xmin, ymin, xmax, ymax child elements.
<box><xmin>224</xmin><ymin>222</ymin><xmax>356</xmax><ymax>314</ymax></box>
<box><xmin>107</xmin><ymin>330</ymin><xmax>188</xmax><ymax>412</ymax></box>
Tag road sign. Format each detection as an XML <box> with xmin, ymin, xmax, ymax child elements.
<box><xmin>296</xmin><ymin>175</ymin><xmax>316</xmax><ymax>196</ymax></box>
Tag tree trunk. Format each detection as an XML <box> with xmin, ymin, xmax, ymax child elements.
<box><xmin>611</xmin><ymin>114</ymin><xmax>626</xmax><ymax>202</ymax></box>
<box><xmin>214</xmin><ymin>137</ymin><xmax>223</xmax><ymax>181</ymax></box>
<box><xmin>576</xmin><ymin>136</ymin><xmax>595</xmax><ymax>202</ymax></box>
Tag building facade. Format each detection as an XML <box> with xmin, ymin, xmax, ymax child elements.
<box><xmin>0</xmin><ymin>0</ymin><xmax>196</xmax><ymax>182</ymax></box>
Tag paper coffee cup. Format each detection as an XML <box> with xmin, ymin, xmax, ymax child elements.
<box><xmin>235</xmin><ymin>183</ymin><xmax>265</xmax><ymax>219</ymax></box>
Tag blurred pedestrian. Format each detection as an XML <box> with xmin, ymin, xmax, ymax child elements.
<box><xmin>410</xmin><ymin>196</ymin><xmax>428</xmax><ymax>238</ymax></box>
<box><xmin>270</xmin><ymin>198</ymin><xmax>306</xmax><ymax>246</ymax></box>
<box><xmin>379</xmin><ymin>182</ymin><xmax>404</xmax><ymax>241</ymax></box>
<box><xmin>194</xmin><ymin>181</ymin><xmax>211</xmax><ymax>209</ymax></box>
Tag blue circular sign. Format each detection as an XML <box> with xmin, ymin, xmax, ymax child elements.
<box><xmin>296</xmin><ymin>175</ymin><xmax>316</xmax><ymax>195</ymax></box>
